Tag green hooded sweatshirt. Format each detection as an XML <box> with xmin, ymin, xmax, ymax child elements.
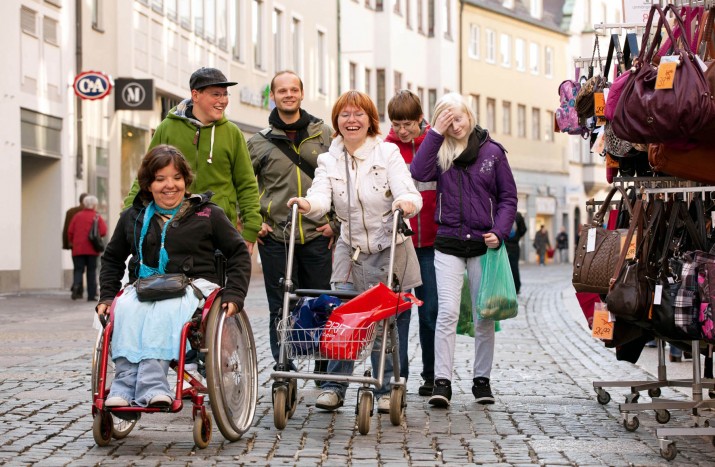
<box><xmin>123</xmin><ymin>99</ymin><xmax>261</xmax><ymax>243</ymax></box>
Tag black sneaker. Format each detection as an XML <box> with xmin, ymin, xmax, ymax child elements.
<box><xmin>472</xmin><ymin>377</ymin><xmax>495</xmax><ymax>405</ymax></box>
<box><xmin>428</xmin><ymin>379</ymin><xmax>452</xmax><ymax>407</ymax></box>
<box><xmin>418</xmin><ymin>379</ymin><xmax>434</xmax><ymax>396</ymax></box>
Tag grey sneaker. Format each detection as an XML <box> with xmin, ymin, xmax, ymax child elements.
<box><xmin>316</xmin><ymin>390</ymin><xmax>343</xmax><ymax>411</ymax></box>
<box><xmin>377</xmin><ymin>394</ymin><xmax>391</xmax><ymax>414</ymax></box>
<box><xmin>428</xmin><ymin>379</ymin><xmax>452</xmax><ymax>407</ymax></box>
<box><xmin>472</xmin><ymin>377</ymin><xmax>495</xmax><ymax>405</ymax></box>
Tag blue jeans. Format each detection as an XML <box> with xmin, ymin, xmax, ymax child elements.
<box><xmin>72</xmin><ymin>255</ymin><xmax>97</xmax><ymax>299</ymax></box>
<box><xmin>258</xmin><ymin>235</ymin><xmax>332</xmax><ymax>363</ymax></box>
<box><xmin>321</xmin><ymin>282</ymin><xmax>394</xmax><ymax>399</ymax></box>
<box><xmin>414</xmin><ymin>247</ymin><xmax>438</xmax><ymax>382</ymax></box>
<box><xmin>108</xmin><ymin>357</ymin><xmax>172</xmax><ymax>407</ymax></box>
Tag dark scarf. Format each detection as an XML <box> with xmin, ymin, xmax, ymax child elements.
<box><xmin>269</xmin><ymin>108</ymin><xmax>312</xmax><ymax>132</ymax></box>
<box><xmin>453</xmin><ymin>126</ymin><xmax>488</xmax><ymax>169</ymax></box>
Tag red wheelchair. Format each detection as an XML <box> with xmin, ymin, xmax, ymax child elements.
<box><xmin>90</xmin><ymin>285</ymin><xmax>257</xmax><ymax>448</ymax></box>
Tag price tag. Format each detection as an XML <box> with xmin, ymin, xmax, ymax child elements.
<box><xmin>592</xmin><ymin>303</ymin><xmax>614</xmax><ymax>340</ymax></box>
<box><xmin>654</xmin><ymin>284</ymin><xmax>663</xmax><ymax>305</ymax></box>
<box><xmin>620</xmin><ymin>232</ymin><xmax>638</xmax><ymax>260</ymax></box>
<box><xmin>655</xmin><ymin>62</ymin><xmax>677</xmax><ymax>90</ymax></box>
<box><xmin>587</xmin><ymin>228</ymin><xmax>596</xmax><ymax>253</ymax></box>
<box><xmin>594</xmin><ymin>92</ymin><xmax>606</xmax><ymax>117</ymax></box>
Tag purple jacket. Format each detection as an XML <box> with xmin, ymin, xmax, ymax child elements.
<box><xmin>410</xmin><ymin>127</ymin><xmax>518</xmax><ymax>242</ymax></box>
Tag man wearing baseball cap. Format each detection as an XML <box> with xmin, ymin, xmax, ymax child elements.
<box><xmin>124</xmin><ymin>67</ymin><xmax>261</xmax><ymax>253</ymax></box>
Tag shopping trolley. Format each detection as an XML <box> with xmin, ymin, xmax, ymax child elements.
<box><xmin>270</xmin><ymin>203</ymin><xmax>421</xmax><ymax>435</ymax></box>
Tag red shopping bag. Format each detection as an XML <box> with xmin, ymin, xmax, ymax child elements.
<box><xmin>575</xmin><ymin>292</ymin><xmax>601</xmax><ymax>329</ymax></box>
<box><xmin>319</xmin><ymin>283</ymin><xmax>421</xmax><ymax>360</ymax></box>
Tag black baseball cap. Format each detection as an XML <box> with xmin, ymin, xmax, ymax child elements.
<box><xmin>189</xmin><ymin>67</ymin><xmax>237</xmax><ymax>90</ymax></box>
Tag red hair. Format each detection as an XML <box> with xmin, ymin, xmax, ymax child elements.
<box><xmin>331</xmin><ymin>91</ymin><xmax>381</xmax><ymax>138</ymax></box>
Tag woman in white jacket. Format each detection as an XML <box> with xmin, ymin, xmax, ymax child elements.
<box><xmin>289</xmin><ymin>90</ymin><xmax>422</xmax><ymax>413</ymax></box>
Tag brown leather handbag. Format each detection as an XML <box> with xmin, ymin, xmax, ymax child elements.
<box><xmin>572</xmin><ymin>186</ymin><xmax>632</xmax><ymax>294</ymax></box>
<box><xmin>611</xmin><ymin>5</ymin><xmax>715</xmax><ymax>145</ymax></box>
<box><xmin>648</xmin><ymin>141</ymin><xmax>715</xmax><ymax>184</ymax></box>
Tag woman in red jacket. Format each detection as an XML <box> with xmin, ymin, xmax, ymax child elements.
<box><xmin>67</xmin><ymin>195</ymin><xmax>107</xmax><ymax>300</ymax></box>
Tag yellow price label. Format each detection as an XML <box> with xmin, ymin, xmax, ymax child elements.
<box><xmin>655</xmin><ymin>62</ymin><xmax>677</xmax><ymax>90</ymax></box>
<box><xmin>592</xmin><ymin>307</ymin><xmax>614</xmax><ymax>340</ymax></box>
<box><xmin>594</xmin><ymin>92</ymin><xmax>606</xmax><ymax>116</ymax></box>
<box><xmin>606</xmin><ymin>153</ymin><xmax>620</xmax><ymax>168</ymax></box>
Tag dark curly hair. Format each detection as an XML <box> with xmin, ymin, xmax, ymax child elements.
<box><xmin>137</xmin><ymin>145</ymin><xmax>194</xmax><ymax>202</ymax></box>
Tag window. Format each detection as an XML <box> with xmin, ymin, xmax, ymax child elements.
<box><xmin>427</xmin><ymin>0</ymin><xmax>435</xmax><ymax>37</ymax></box>
<box><xmin>545</xmin><ymin>110</ymin><xmax>554</xmax><ymax>141</ymax></box>
<box><xmin>517</xmin><ymin>104</ymin><xmax>526</xmax><ymax>137</ymax></box>
<box><xmin>470</xmin><ymin>94</ymin><xmax>480</xmax><ymax>125</ymax></box>
<box><xmin>529</xmin><ymin>42</ymin><xmax>539</xmax><ymax>74</ymax></box>
<box><xmin>394</xmin><ymin>0</ymin><xmax>401</xmax><ymax>14</ymax></box>
<box><xmin>417</xmin><ymin>0</ymin><xmax>423</xmax><ymax>33</ymax></box>
<box><xmin>544</xmin><ymin>46</ymin><xmax>553</xmax><ymax>77</ymax></box>
<box><xmin>167</xmin><ymin>0</ymin><xmax>177</xmax><ymax>20</ymax></box>
<box><xmin>500</xmin><ymin>33</ymin><xmax>511</xmax><ymax>67</ymax></box>
<box><xmin>394</xmin><ymin>70</ymin><xmax>402</xmax><ymax>94</ymax></box>
<box><xmin>377</xmin><ymin>69</ymin><xmax>386</xmax><ymax>120</ymax></box>
<box><xmin>502</xmin><ymin>101</ymin><xmax>511</xmax><ymax>135</ymax></box>
<box><xmin>532</xmin><ymin>107</ymin><xmax>541</xmax><ymax>140</ymax></box>
<box><xmin>503</xmin><ymin>0</ymin><xmax>514</xmax><ymax>8</ymax></box>
<box><xmin>252</xmin><ymin>0</ymin><xmax>263</xmax><ymax>70</ymax></box>
<box><xmin>530</xmin><ymin>0</ymin><xmax>541</xmax><ymax>18</ymax></box>
<box><xmin>43</xmin><ymin>17</ymin><xmax>59</xmax><ymax>45</ymax></box>
<box><xmin>317</xmin><ymin>30</ymin><xmax>326</xmax><ymax>94</ymax></box>
<box><xmin>232</xmin><ymin>0</ymin><xmax>243</xmax><ymax>61</ymax></box>
<box><xmin>515</xmin><ymin>38</ymin><xmax>525</xmax><ymax>71</ymax></box>
<box><xmin>92</xmin><ymin>0</ymin><xmax>104</xmax><ymax>30</ymax></box>
<box><xmin>417</xmin><ymin>86</ymin><xmax>425</xmax><ymax>112</ymax></box>
<box><xmin>365</xmin><ymin>67</ymin><xmax>372</xmax><ymax>95</ymax></box>
<box><xmin>194</xmin><ymin>0</ymin><xmax>204</xmax><ymax>35</ymax></box>
<box><xmin>406</xmin><ymin>0</ymin><xmax>411</xmax><ymax>29</ymax></box>
<box><xmin>349</xmin><ymin>62</ymin><xmax>357</xmax><ymax>90</ymax></box>
<box><xmin>217</xmin><ymin>0</ymin><xmax>228</xmax><ymax>49</ymax></box>
<box><xmin>375</xmin><ymin>0</ymin><xmax>384</xmax><ymax>12</ymax></box>
<box><xmin>443</xmin><ymin>0</ymin><xmax>451</xmax><ymax>39</ymax></box>
<box><xmin>21</xmin><ymin>7</ymin><xmax>37</xmax><ymax>36</ymax></box>
<box><xmin>152</xmin><ymin>0</ymin><xmax>164</xmax><ymax>13</ymax></box>
<box><xmin>487</xmin><ymin>98</ymin><xmax>496</xmax><ymax>133</ymax></box>
<box><xmin>272</xmin><ymin>8</ymin><xmax>283</xmax><ymax>70</ymax></box>
<box><xmin>428</xmin><ymin>89</ymin><xmax>437</xmax><ymax>120</ymax></box>
<box><xmin>468</xmin><ymin>24</ymin><xmax>480</xmax><ymax>59</ymax></box>
<box><xmin>291</xmin><ymin>17</ymin><xmax>302</xmax><ymax>73</ymax></box>
<box><xmin>179</xmin><ymin>0</ymin><xmax>190</xmax><ymax>29</ymax></box>
<box><xmin>204</xmin><ymin>0</ymin><xmax>215</xmax><ymax>41</ymax></box>
<box><xmin>486</xmin><ymin>29</ymin><xmax>495</xmax><ymax>63</ymax></box>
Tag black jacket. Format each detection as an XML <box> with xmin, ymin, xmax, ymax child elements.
<box><xmin>99</xmin><ymin>192</ymin><xmax>251</xmax><ymax>309</ymax></box>
<box><xmin>503</xmin><ymin>211</ymin><xmax>527</xmax><ymax>255</ymax></box>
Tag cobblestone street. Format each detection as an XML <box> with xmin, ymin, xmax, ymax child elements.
<box><xmin>2</xmin><ymin>263</ymin><xmax>715</xmax><ymax>466</ymax></box>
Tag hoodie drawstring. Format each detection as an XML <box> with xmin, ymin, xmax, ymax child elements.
<box><xmin>208</xmin><ymin>125</ymin><xmax>215</xmax><ymax>164</ymax></box>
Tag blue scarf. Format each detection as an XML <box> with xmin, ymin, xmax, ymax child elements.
<box><xmin>137</xmin><ymin>201</ymin><xmax>181</xmax><ymax>278</ymax></box>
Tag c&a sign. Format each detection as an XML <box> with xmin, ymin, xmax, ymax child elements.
<box><xmin>73</xmin><ymin>71</ymin><xmax>112</xmax><ymax>100</ymax></box>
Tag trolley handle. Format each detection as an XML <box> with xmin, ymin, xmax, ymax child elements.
<box><xmin>394</xmin><ymin>208</ymin><xmax>414</xmax><ymax>237</ymax></box>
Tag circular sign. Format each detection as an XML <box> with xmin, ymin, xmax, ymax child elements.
<box><xmin>121</xmin><ymin>82</ymin><xmax>146</xmax><ymax>107</ymax></box>
<box><xmin>73</xmin><ymin>71</ymin><xmax>112</xmax><ymax>100</ymax></box>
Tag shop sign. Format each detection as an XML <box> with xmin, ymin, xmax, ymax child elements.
<box><xmin>239</xmin><ymin>84</ymin><xmax>271</xmax><ymax>109</ymax></box>
<box><xmin>114</xmin><ymin>78</ymin><xmax>154</xmax><ymax>111</ymax></box>
<box><xmin>622</xmin><ymin>0</ymin><xmax>650</xmax><ymax>24</ymax></box>
<box><xmin>73</xmin><ymin>71</ymin><xmax>112</xmax><ymax>100</ymax></box>
<box><xmin>536</xmin><ymin>196</ymin><xmax>556</xmax><ymax>215</ymax></box>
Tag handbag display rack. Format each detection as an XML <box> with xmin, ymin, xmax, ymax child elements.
<box><xmin>587</xmin><ymin>178</ymin><xmax>715</xmax><ymax>461</ymax></box>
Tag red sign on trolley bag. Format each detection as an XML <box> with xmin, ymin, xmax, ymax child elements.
<box><xmin>319</xmin><ymin>283</ymin><xmax>421</xmax><ymax>360</ymax></box>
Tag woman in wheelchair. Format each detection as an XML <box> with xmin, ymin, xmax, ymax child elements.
<box><xmin>95</xmin><ymin>145</ymin><xmax>251</xmax><ymax>408</ymax></box>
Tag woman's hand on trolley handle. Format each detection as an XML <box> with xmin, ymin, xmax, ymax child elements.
<box><xmin>287</xmin><ymin>197</ymin><xmax>311</xmax><ymax>214</ymax></box>
<box><xmin>393</xmin><ymin>200</ymin><xmax>416</xmax><ymax>218</ymax></box>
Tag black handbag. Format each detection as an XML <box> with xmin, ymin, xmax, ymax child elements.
<box><xmin>88</xmin><ymin>214</ymin><xmax>105</xmax><ymax>253</ymax></box>
<box><xmin>134</xmin><ymin>273</ymin><xmax>194</xmax><ymax>302</ymax></box>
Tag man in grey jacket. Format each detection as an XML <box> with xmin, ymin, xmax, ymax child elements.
<box><xmin>247</xmin><ymin>71</ymin><xmax>337</xmax><ymax>373</ymax></box>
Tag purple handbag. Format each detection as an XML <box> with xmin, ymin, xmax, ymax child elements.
<box><xmin>611</xmin><ymin>5</ymin><xmax>715</xmax><ymax>145</ymax></box>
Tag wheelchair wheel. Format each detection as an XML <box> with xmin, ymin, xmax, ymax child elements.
<box><xmin>91</xmin><ymin>330</ymin><xmax>138</xmax><ymax>439</ymax></box>
<box><xmin>205</xmin><ymin>301</ymin><xmax>258</xmax><ymax>441</ymax></box>
<box><xmin>193</xmin><ymin>413</ymin><xmax>212</xmax><ymax>449</ymax></box>
<box><xmin>92</xmin><ymin>411</ymin><xmax>113</xmax><ymax>447</ymax></box>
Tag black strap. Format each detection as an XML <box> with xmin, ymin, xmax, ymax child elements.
<box><xmin>259</xmin><ymin>132</ymin><xmax>315</xmax><ymax>179</ymax></box>
<box><xmin>603</xmin><ymin>34</ymin><xmax>625</xmax><ymax>80</ymax></box>
<box><xmin>622</xmin><ymin>33</ymin><xmax>639</xmax><ymax>69</ymax></box>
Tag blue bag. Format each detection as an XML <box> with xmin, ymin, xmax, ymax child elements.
<box><xmin>290</xmin><ymin>294</ymin><xmax>341</xmax><ymax>354</ymax></box>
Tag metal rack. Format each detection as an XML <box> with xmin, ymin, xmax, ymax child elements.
<box><xmin>589</xmin><ymin>181</ymin><xmax>715</xmax><ymax>460</ymax></box>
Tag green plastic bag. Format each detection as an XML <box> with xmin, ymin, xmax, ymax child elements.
<box><xmin>476</xmin><ymin>246</ymin><xmax>518</xmax><ymax>321</ymax></box>
<box><xmin>457</xmin><ymin>272</ymin><xmax>502</xmax><ymax>337</ymax></box>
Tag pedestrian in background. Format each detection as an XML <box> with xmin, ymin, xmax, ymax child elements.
<box><xmin>67</xmin><ymin>195</ymin><xmax>106</xmax><ymax>301</ymax></box>
<box><xmin>123</xmin><ymin>67</ymin><xmax>261</xmax><ymax>254</ymax></box>
<box><xmin>556</xmin><ymin>226</ymin><xmax>569</xmax><ymax>264</ymax></box>
<box><xmin>63</xmin><ymin>193</ymin><xmax>88</xmax><ymax>250</ymax></box>
<box><xmin>411</xmin><ymin>92</ymin><xmax>517</xmax><ymax>408</ymax></box>
<box><xmin>504</xmin><ymin>211</ymin><xmax>527</xmax><ymax>294</ymax></box>
<box><xmin>534</xmin><ymin>225</ymin><xmax>551</xmax><ymax>266</ymax></box>
<box><xmin>247</xmin><ymin>70</ymin><xmax>336</xmax><ymax>376</ymax></box>
<box><xmin>288</xmin><ymin>90</ymin><xmax>422</xmax><ymax>414</ymax></box>
<box><xmin>385</xmin><ymin>90</ymin><xmax>439</xmax><ymax>397</ymax></box>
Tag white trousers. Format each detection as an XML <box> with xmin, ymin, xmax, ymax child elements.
<box><xmin>433</xmin><ymin>250</ymin><xmax>495</xmax><ymax>381</ymax></box>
